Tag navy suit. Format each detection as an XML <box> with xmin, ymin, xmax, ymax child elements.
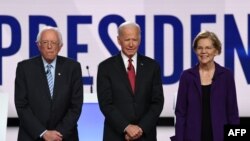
<box><xmin>97</xmin><ymin>53</ymin><xmax>164</xmax><ymax>141</ymax></box>
<box><xmin>15</xmin><ymin>56</ymin><xmax>83</xmax><ymax>141</ymax></box>
<box><xmin>173</xmin><ymin>62</ymin><xmax>239</xmax><ymax>141</ymax></box>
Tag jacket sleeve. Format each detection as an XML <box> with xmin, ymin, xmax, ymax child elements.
<box><xmin>15</xmin><ymin>62</ymin><xmax>46</xmax><ymax>139</ymax></box>
<box><xmin>55</xmin><ymin>62</ymin><xmax>83</xmax><ymax>139</ymax></box>
<box><xmin>97</xmin><ymin>63</ymin><xmax>130</xmax><ymax>134</ymax></box>
<box><xmin>137</xmin><ymin>63</ymin><xmax>164</xmax><ymax>135</ymax></box>
<box><xmin>226</xmin><ymin>71</ymin><xmax>240</xmax><ymax>124</ymax></box>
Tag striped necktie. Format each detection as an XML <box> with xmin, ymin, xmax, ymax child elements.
<box><xmin>46</xmin><ymin>64</ymin><xmax>54</xmax><ymax>97</ymax></box>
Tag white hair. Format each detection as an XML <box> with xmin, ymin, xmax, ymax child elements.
<box><xmin>36</xmin><ymin>26</ymin><xmax>63</xmax><ymax>46</ymax></box>
<box><xmin>118</xmin><ymin>21</ymin><xmax>141</xmax><ymax>36</ymax></box>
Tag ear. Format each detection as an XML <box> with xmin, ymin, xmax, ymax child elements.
<box><xmin>37</xmin><ymin>42</ymin><xmax>42</xmax><ymax>51</ymax></box>
<box><xmin>117</xmin><ymin>36</ymin><xmax>121</xmax><ymax>45</ymax></box>
<box><xmin>59</xmin><ymin>42</ymin><xmax>63</xmax><ymax>48</ymax></box>
<box><xmin>215</xmin><ymin>50</ymin><xmax>219</xmax><ymax>56</ymax></box>
<box><xmin>194</xmin><ymin>49</ymin><xmax>198</xmax><ymax>55</ymax></box>
<box><xmin>138</xmin><ymin>37</ymin><xmax>141</xmax><ymax>45</ymax></box>
<box><xmin>58</xmin><ymin>45</ymin><xmax>62</xmax><ymax>52</ymax></box>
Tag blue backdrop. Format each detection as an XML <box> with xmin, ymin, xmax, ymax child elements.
<box><xmin>78</xmin><ymin>103</ymin><xmax>104</xmax><ymax>140</ymax></box>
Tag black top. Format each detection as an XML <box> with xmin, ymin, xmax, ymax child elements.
<box><xmin>201</xmin><ymin>84</ymin><xmax>213</xmax><ymax>141</ymax></box>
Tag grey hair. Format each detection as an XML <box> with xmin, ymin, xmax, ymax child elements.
<box><xmin>118</xmin><ymin>21</ymin><xmax>141</xmax><ymax>36</ymax></box>
<box><xmin>36</xmin><ymin>26</ymin><xmax>63</xmax><ymax>46</ymax></box>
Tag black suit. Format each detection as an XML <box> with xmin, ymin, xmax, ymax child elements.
<box><xmin>97</xmin><ymin>53</ymin><xmax>164</xmax><ymax>141</ymax></box>
<box><xmin>15</xmin><ymin>55</ymin><xmax>83</xmax><ymax>141</ymax></box>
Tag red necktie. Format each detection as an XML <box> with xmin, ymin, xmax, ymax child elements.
<box><xmin>127</xmin><ymin>58</ymin><xmax>136</xmax><ymax>93</ymax></box>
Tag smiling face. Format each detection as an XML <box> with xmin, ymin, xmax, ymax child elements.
<box><xmin>195</xmin><ymin>38</ymin><xmax>219</xmax><ymax>65</ymax></box>
<box><xmin>37</xmin><ymin>29</ymin><xmax>62</xmax><ymax>63</ymax></box>
<box><xmin>117</xmin><ymin>24</ymin><xmax>141</xmax><ymax>58</ymax></box>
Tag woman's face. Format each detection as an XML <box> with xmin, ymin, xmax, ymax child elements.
<box><xmin>195</xmin><ymin>38</ymin><xmax>218</xmax><ymax>65</ymax></box>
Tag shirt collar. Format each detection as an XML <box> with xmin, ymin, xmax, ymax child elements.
<box><xmin>42</xmin><ymin>57</ymin><xmax>57</xmax><ymax>69</ymax></box>
<box><xmin>121</xmin><ymin>51</ymin><xmax>137</xmax><ymax>62</ymax></box>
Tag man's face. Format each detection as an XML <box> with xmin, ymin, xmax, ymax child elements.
<box><xmin>117</xmin><ymin>26</ymin><xmax>141</xmax><ymax>58</ymax></box>
<box><xmin>37</xmin><ymin>29</ymin><xmax>62</xmax><ymax>63</ymax></box>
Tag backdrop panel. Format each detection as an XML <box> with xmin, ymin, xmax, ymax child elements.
<box><xmin>1</xmin><ymin>0</ymin><xmax>250</xmax><ymax>120</ymax></box>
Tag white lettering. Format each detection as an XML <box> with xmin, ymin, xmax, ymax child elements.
<box><xmin>241</xmin><ymin>129</ymin><xmax>246</xmax><ymax>136</ymax></box>
<box><xmin>228</xmin><ymin>129</ymin><xmax>235</xmax><ymax>136</ymax></box>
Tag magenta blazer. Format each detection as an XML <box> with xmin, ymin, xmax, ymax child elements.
<box><xmin>173</xmin><ymin>62</ymin><xmax>239</xmax><ymax>141</ymax></box>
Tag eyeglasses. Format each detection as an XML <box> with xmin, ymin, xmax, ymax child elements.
<box><xmin>40</xmin><ymin>40</ymin><xmax>59</xmax><ymax>47</ymax></box>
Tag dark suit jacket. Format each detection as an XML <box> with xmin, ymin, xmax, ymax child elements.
<box><xmin>174</xmin><ymin>62</ymin><xmax>239</xmax><ymax>141</ymax></box>
<box><xmin>97</xmin><ymin>53</ymin><xmax>164</xmax><ymax>141</ymax></box>
<box><xmin>15</xmin><ymin>55</ymin><xmax>83</xmax><ymax>141</ymax></box>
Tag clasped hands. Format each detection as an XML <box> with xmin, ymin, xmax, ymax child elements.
<box><xmin>124</xmin><ymin>124</ymin><xmax>143</xmax><ymax>141</ymax></box>
<box><xmin>42</xmin><ymin>130</ymin><xmax>63</xmax><ymax>141</ymax></box>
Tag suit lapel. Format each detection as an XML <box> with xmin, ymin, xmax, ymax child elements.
<box><xmin>52</xmin><ymin>56</ymin><xmax>64</xmax><ymax>100</ymax></box>
<box><xmin>135</xmin><ymin>54</ymin><xmax>144</xmax><ymax>95</ymax></box>
<box><xmin>210</xmin><ymin>62</ymin><xmax>224</xmax><ymax>99</ymax></box>
<box><xmin>37</xmin><ymin>56</ymin><xmax>52</xmax><ymax>100</ymax></box>
<box><xmin>192</xmin><ymin>62</ymin><xmax>224</xmax><ymax>99</ymax></box>
<box><xmin>114</xmin><ymin>54</ymin><xmax>134</xmax><ymax>94</ymax></box>
<box><xmin>191</xmin><ymin>65</ymin><xmax>202</xmax><ymax>98</ymax></box>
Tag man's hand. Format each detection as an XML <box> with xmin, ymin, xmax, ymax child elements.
<box><xmin>125</xmin><ymin>134</ymin><xmax>131</xmax><ymax>141</ymax></box>
<box><xmin>42</xmin><ymin>130</ymin><xmax>63</xmax><ymax>141</ymax></box>
<box><xmin>125</xmin><ymin>124</ymin><xmax>143</xmax><ymax>140</ymax></box>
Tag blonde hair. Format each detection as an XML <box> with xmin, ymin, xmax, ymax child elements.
<box><xmin>192</xmin><ymin>30</ymin><xmax>222</xmax><ymax>54</ymax></box>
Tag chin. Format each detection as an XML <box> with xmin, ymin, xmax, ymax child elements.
<box><xmin>200</xmin><ymin>61</ymin><xmax>212</xmax><ymax>65</ymax></box>
<box><xmin>45</xmin><ymin>57</ymin><xmax>55</xmax><ymax>62</ymax></box>
<box><xmin>129</xmin><ymin>52</ymin><xmax>136</xmax><ymax>55</ymax></box>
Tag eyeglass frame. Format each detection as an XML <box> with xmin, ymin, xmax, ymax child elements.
<box><xmin>39</xmin><ymin>40</ymin><xmax>60</xmax><ymax>47</ymax></box>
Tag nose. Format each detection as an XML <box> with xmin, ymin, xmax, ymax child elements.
<box><xmin>201</xmin><ymin>48</ymin><xmax>207</xmax><ymax>53</ymax></box>
<box><xmin>47</xmin><ymin>42</ymin><xmax>53</xmax><ymax>48</ymax></box>
<box><xmin>129</xmin><ymin>41</ymin><xmax>133</xmax><ymax>47</ymax></box>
